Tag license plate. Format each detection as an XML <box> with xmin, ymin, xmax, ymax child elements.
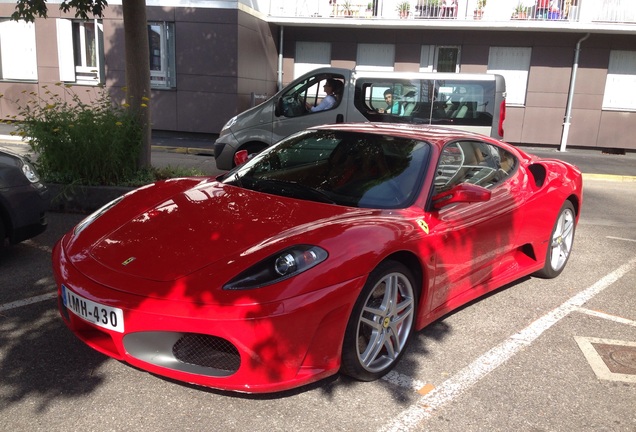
<box><xmin>62</xmin><ymin>285</ymin><xmax>124</xmax><ymax>333</ymax></box>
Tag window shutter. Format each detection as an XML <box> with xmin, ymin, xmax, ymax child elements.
<box><xmin>56</xmin><ymin>19</ymin><xmax>76</xmax><ymax>82</ymax></box>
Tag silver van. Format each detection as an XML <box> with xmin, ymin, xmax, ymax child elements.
<box><xmin>214</xmin><ymin>68</ymin><xmax>506</xmax><ymax>170</ymax></box>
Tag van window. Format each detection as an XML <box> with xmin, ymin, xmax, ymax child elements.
<box><xmin>354</xmin><ymin>78</ymin><xmax>496</xmax><ymax>127</ymax></box>
<box><xmin>277</xmin><ymin>74</ymin><xmax>345</xmax><ymax>118</ymax></box>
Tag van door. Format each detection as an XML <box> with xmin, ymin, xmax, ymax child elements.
<box><xmin>272</xmin><ymin>72</ymin><xmax>347</xmax><ymax>143</ymax></box>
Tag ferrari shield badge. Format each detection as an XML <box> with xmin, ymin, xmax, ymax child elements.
<box><xmin>122</xmin><ymin>257</ymin><xmax>136</xmax><ymax>266</ymax></box>
<box><xmin>416</xmin><ymin>219</ymin><xmax>429</xmax><ymax>235</ymax></box>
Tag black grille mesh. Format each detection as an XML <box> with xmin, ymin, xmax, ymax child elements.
<box><xmin>172</xmin><ymin>333</ymin><xmax>240</xmax><ymax>372</ymax></box>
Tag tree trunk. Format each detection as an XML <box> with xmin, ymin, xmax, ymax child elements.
<box><xmin>122</xmin><ymin>0</ymin><xmax>151</xmax><ymax>169</ymax></box>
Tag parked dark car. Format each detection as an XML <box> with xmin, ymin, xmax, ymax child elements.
<box><xmin>0</xmin><ymin>148</ymin><xmax>49</xmax><ymax>249</ymax></box>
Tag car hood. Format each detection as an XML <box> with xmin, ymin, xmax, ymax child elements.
<box><xmin>73</xmin><ymin>180</ymin><xmax>360</xmax><ymax>282</ymax></box>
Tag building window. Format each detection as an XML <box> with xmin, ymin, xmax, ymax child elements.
<box><xmin>56</xmin><ymin>19</ymin><xmax>104</xmax><ymax>84</ymax></box>
<box><xmin>487</xmin><ymin>47</ymin><xmax>531</xmax><ymax>106</ymax></box>
<box><xmin>420</xmin><ymin>45</ymin><xmax>461</xmax><ymax>73</ymax></box>
<box><xmin>294</xmin><ymin>42</ymin><xmax>331</xmax><ymax>79</ymax></box>
<box><xmin>603</xmin><ymin>50</ymin><xmax>636</xmax><ymax>111</ymax></box>
<box><xmin>0</xmin><ymin>19</ymin><xmax>37</xmax><ymax>81</ymax></box>
<box><xmin>419</xmin><ymin>45</ymin><xmax>434</xmax><ymax>72</ymax></box>
<box><xmin>435</xmin><ymin>46</ymin><xmax>461</xmax><ymax>73</ymax></box>
<box><xmin>148</xmin><ymin>22</ymin><xmax>176</xmax><ymax>89</ymax></box>
<box><xmin>356</xmin><ymin>44</ymin><xmax>395</xmax><ymax>72</ymax></box>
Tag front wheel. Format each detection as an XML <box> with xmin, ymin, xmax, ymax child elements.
<box><xmin>341</xmin><ymin>261</ymin><xmax>417</xmax><ymax>381</ymax></box>
<box><xmin>534</xmin><ymin>200</ymin><xmax>576</xmax><ymax>279</ymax></box>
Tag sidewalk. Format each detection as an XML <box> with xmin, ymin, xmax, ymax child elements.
<box><xmin>1</xmin><ymin>123</ymin><xmax>635</xmax><ymax>179</ymax></box>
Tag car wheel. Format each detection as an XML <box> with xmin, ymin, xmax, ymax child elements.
<box><xmin>341</xmin><ymin>260</ymin><xmax>417</xmax><ymax>381</ymax></box>
<box><xmin>534</xmin><ymin>200</ymin><xmax>576</xmax><ymax>279</ymax></box>
<box><xmin>0</xmin><ymin>217</ymin><xmax>5</xmax><ymax>250</ymax></box>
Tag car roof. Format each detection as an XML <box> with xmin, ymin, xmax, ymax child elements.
<box><xmin>308</xmin><ymin>122</ymin><xmax>492</xmax><ymax>149</ymax></box>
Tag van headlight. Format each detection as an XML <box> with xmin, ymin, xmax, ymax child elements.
<box><xmin>221</xmin><ymin>116</ymin><xmax>238</xmax><ymax>134</ymax></box>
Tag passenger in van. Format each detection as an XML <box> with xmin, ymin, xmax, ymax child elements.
<box><xmin>378</xmin><ymin>89</ymin><xmax>404</xmax><ymax>115</ymax></box>
<box><xmin>307</xmin><ymin>78</ymin><xmax>343</xmax><ymax>112</ymax></box>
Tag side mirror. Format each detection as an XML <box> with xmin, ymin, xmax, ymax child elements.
<box><xmin>234</xmin><ymin>149</ymin><xmax>249</xmax><ymax>166</ymax></box>
<box><xmin>274</xmin><ymin>98</ymin><xmax>283</xmax><ymax>117</ymax></box>
<box><xmin>432</xmin><ymin>183</ymin><xmax>492</xmax><ymax>210</ymax></box>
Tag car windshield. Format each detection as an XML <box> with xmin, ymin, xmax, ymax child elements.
<box><xmin>220</xmin><ymin>130</ymin><xmax>431</xmax><ymax>209</ymax></box>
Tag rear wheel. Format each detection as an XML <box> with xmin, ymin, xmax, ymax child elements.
<box><xmin>534</xmin><ymin>200</ymin><xmax>576</xmax><ymax>279</ymax></box>
<box><xmin>341</xmin><ymin>261</ymin><xmax>417</xmax><ymax>381</ymax></box>
<box><xmin>0</xmin><ymin>217</ymin><xmax>5</xmax><ymax>251</ymax></box>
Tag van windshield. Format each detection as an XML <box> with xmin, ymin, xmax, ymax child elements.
<box><xmin>354</xmin><ymin>78</ymin><xmax>496</xmax><ymax>127</ymax></box>
<box><xmin>221</xmin><ymin>130</ymin><xmax>431</xmax><ymax>209</ymax></box>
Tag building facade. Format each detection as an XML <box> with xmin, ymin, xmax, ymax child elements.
<box><xmin>0</xmin><ymin>0</ymin><xmax>635</xmax><ymax>150</ymax></box>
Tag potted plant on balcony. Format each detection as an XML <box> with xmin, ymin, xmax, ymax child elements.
<box><xmin>512</xmin><ymin>2</ymin><xmax>528</xmax><ymax>19</ymax></box>
<box><xmin>342</xmin><ymin>0</ymin><xmax>354</xmax><ymax>16</ymax></box>
<box><xmin>473</xmin><ymin>0</ymin><xmax>486</xmax><ymax>19</ymax></box>
<box><xmin>396</xmin><ymin>1</ymin><xmax>411</xmax><ymax>18</ymax></box>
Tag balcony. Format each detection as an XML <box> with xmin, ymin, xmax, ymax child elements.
<box><xmin>265</xmin><ymin>0</ymin><xmax>636</xmax><ymax>25</ymax></box>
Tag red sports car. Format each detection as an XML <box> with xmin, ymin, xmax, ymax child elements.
<box><xmin>53</xmin><ymin>124</ymin><xmax>582</xmax><ymax>393</ymax></box>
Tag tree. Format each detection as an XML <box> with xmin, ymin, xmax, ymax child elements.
<box><xmin>11</xmin><ymin>0</ymin><xmax>152</xmax><ymax>170</ymax></box>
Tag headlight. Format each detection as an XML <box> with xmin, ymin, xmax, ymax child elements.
<box><xmin>221</xmin><ymin>116</ymin><xmax>237</xmax><ymax>134</ymax></box>
<box><xmin>21</xmin><ymin>161</ymin><xmax>40</xmax><ymax>183</ymax></box>
<box><xmin>74</xmin><ymin>196</ymin><xmax>124</xmax><ymax>236</ymax></box>
<box><xmin>223</xmin><ymin>245</ymin><xmax>328</xmax><ymax>290</ymax></box>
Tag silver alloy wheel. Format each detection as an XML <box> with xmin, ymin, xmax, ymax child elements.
<box><xmin>549</xmin><ymin>206</ymin><xmax>575</xmax><ymax>272</ymax></box>
<box><xmin>355</xmin><ymin>272</ymin><xmax>415</xmax><ymax>373</ymax></box>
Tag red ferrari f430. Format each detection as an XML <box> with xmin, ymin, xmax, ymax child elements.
<box><xmin>53</xmin><ymin>124</ymin><xmax>582</xmax><ymax>393</ymax></box>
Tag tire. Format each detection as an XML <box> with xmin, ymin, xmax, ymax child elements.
<box><xmin>0</xmin><ymin>217</ymin><xmax>5</xmax><ymax>251</ymax></box>
<box><xmin>341</xmin><ymin>260</ymin><xmax>418</xmax><ymax>381</ymax></box>
<box><xmin>534</xmin><ymin>200</ymin><xmax>576</xmax><ymax>279</ymax></box>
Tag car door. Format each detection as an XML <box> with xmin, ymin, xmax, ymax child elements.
<box><xmin>272</xmin><ymin>73</ymin><xmax>347</xmax><ymax>143</ymax></box>
<box><xmin>428</xmin><ymin>139</ymin><xmax>521</xmax><ymax>310</ymax></box>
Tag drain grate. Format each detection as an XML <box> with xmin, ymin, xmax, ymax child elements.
<box><xmin>575</xmin><ymin>336</ymin><xmax>636</xmax><ymax>383</ymax></box>
<box><xmin>591</xmin><ymin>343</ymin><xmax>636</xmax><ymax>375</ymax></box>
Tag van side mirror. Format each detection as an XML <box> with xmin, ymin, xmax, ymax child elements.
<box><xmin>431</xmin><ymin>183</ymin><xmax>491</xmax><ymax>210</ymax></box>
<box><xmin>275</xmin><ymin>98</ymin><xmax>283</xmax><ymax>117</ymax></box>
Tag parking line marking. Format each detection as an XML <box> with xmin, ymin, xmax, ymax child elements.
<box><xmin>23</xmin><ymin>239</ymin><xmax>53</xmax><ymax>254</ymax></box>
<box><xmin>0</xmin><ymin>292</ymin><xmax>57</xmax><ymax>313</ymax></box>
<box><xmin>575</xmin><ymin>307</ymin><xmax>636</xmax><ymax>327</ymax></box>
<box><xmin>607</xmin><ymin>236</ymin><xmax>636</xmax><ymax>243</ymax></box>
<box><xmin>381</xmin><ymin>256</ymin><xmax>636</xmax><ymax>432</ymax></box>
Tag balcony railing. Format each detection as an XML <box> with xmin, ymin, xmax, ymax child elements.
<box><xmin>266</xmin><ymin>0</ymin><xmax>636</xmax><ymax>24</ymax></box>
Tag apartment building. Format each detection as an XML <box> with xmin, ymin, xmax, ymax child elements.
<box><xmin>0</xmin><ymin>0</ymin><xmax>634</xmax><ymax>150</ymax></box>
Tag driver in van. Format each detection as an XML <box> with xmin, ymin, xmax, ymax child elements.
<box><xmin>378</xmin><ymin>89</ymin><xmax>403</xmax><ymax>115</ymax></box>
<box><xmin>307</xmin><ymin>78</ymin><xmax>343</xmax><ymax>112</ymax></box>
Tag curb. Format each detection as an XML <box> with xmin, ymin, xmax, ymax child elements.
<box><xmin>151</xmin><ymin>145</ymin><xmax>215</xmax><ymax>156</ymax></box>
<box><xmin>582</xmin><ymin>173</ymin><xmax>636</xmax><ymax>182</ymax></box>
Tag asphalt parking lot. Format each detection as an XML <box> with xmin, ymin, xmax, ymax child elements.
<box><xmin>1</xmin><ymin>141</ymin><xmax>635</xmax><ymax>431</ymax></box>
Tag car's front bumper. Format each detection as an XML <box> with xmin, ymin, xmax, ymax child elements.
<box><xmin>213</xmin><ymin>132</ymin><xmax>239</xmax><ymax>171</ymax></box>
<box><xmin>53</xmin><ymin>240</ymin><xmax>364</xmax><ymax>393</ymax></box>
<box><xmin>1</xmin><ymin>182</ymin><xmax>50</xmax><ymax>244</ymax></box>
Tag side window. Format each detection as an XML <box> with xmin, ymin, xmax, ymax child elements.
<box><xmin>278</xmin><ymin>74</ymin><xmax>344</xmax><ymax>118</ymax></box>
<box><xmin>435</xmin><ymin>141</ymin><xmax>517</xmax><ymax>192</ymax></box>
<box><xmin>355</xmin><ymin>79</ymin><xmax>430</xmax><ymax>121</ymax></box>
<box><xmin>354</xmin><ymin>78</ymin><xmax>495</xmax><ymax>127</ymax></box>
<box><xmin>57</xmin><ymin>19</ymin><xmax>104</xmax><ymax>84</ymax></box>
<box><xmin>148</xmin><ymin>22</ymin><xmax>176</xmax><ymax>89</ymax></box>
<box><xmin>431</xmin><ymin>80</ymin><xmax>495</xmax><ymax>126</ymax></box>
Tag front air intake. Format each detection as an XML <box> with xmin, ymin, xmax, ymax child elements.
<box><xmin>172</xmin><ymin>333</ymin><xmax>241</xmax><ymax>373</ymax></box>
